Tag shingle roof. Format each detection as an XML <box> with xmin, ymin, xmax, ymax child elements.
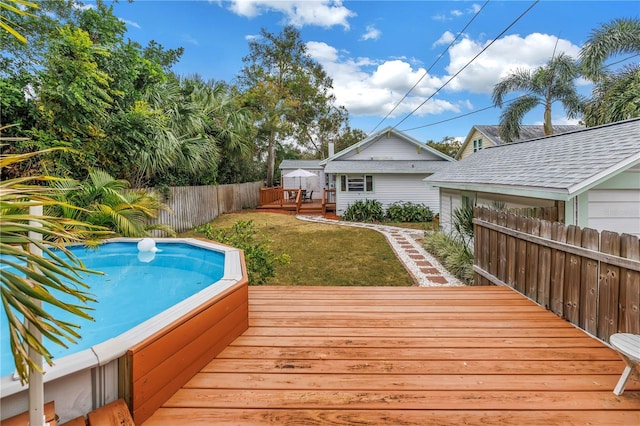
<box><xmin>320</xmin><ymin>126</ymin><xmax>453</xmax><ymax>164</ymax></box>
<box><xmin>279</xmin><ymin>159</ymin><xmax>323</xmax><ymax>170</ymax></box>
<box><xmin>476</xmin><ymin>124</ymin><xmax>585</xmax><ymax>145</ymax></box>
<box><xmin>426</xmin><ymin>118</ymin><xmax>640</xmax><ymax>200</ymax></box>
<box><xmin>324</xmin><ymin>160</ymin><xmax>450</xmax><ymax>174</ymax></box>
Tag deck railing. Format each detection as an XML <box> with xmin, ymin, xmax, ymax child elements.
<box><xmin>322</xmin><ymin>189</ymin><xmax>336</xmax><ymax>214</ymax></box>
<box><xmin>472</xmin><ymin>206</ymin><xmax>640</xmax><ymax>343</ymax></box>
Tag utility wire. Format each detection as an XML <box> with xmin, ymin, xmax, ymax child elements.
<box><xmin>368</xmin><ymin>0</ymin><xmax>490</xmax><ymax>134</ymax></box>
<box><xmin>400</xmin><ymin>53</ymin><xmax>640</xmax><ymax>133</ymax></box>
<box><xmin>391</xmin><ymin>0</ymin><xmax>540</xmax><ymax>131</ymax></box>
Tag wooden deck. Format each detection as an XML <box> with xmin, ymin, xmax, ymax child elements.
<box><xmin>143</xmin><ymin>286</ymin><xmax>640</xmax><ymax>425</ymax></box>
<box><xmin>257</xmin><ymin>198</ymin><xmax>325</xmax><ymax>214</ymax></box>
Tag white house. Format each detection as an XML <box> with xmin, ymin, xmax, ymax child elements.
<box><xmin>320</xmin><ymin>127</ymin><xmax>454</xmax><ymax>216</ymax></box>
<box><xmin>425</xmin><ymin>118</ymin><xmax>640</xmax><ymax>236</ymax></box>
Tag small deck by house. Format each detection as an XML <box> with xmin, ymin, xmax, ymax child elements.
<box><xmin>258</xmin><ymin>188</ymin><xmax>336</xmax><ymax>215</ymax></box>
<box><xmin>143</xmin><ymin>286</ymin><xmax>640</xmax><ymax>425</ymax></box>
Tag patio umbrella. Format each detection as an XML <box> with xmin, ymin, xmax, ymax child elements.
<box><xmin>283</xmin><ymin>168</ymin><xmax>316</xmax><ymax>188</ymax></box>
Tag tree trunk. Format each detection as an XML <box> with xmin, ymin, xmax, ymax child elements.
<box><xmin>544</xmin><ymin>101</ymin><xmax>553</xmax><ymax>135</ymax></box>
<box><xmin>266</xmin><ymin>130</ymin><xmax>276</xmax><ymax>187</ymax></box>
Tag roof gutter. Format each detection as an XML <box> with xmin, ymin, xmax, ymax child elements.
<box><xmin>424</xmin><ymin>181</ymin><xmax>572</xmax><ymax>201</ymax></box>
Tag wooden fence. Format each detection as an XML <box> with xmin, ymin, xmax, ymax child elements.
<box><xmin>150</xmin><ymin>182</ymin><xmax>263</xmax><ymax>232</ymax></box>
<box><xmin>473</xmin><ymin>206</ymin><xmax>640</xmax><ymax>343</ymax></box>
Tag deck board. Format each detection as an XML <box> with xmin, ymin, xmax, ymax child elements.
<box><xmin>142</xmin><ymin>286</ymin><xmax>640</xmax><ymax>425</ymax></box>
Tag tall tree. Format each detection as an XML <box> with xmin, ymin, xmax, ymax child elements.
<box><xmin>492</xmin><ymin>53</ymin><xmax>584</xmax><ymax>142</ymax></box>
<box><xmin>427</xmin><ymin>136</ymin><xmax>461</xmax><ymax>158</ymax></box>
<box><xmin>239</xmin><ymin>26</ymin><xmax>343</xmax><ymax>185</ymax></box>
<box><xmin>580</xmin><ymin>18</ymin><xmax>640</xmax><ymax>126</ymax></box>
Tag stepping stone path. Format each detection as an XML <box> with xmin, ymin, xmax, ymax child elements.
<box><xmin>297</xmin><ymin>215</ymin><xmax>463</xmax><ymax>287</ymax></box>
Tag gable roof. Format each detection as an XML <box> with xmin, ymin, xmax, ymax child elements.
<box><xmin>426</xmin><ymin>118</ymin><xmax>640</xmax><ymax>201</ymax></box>
<box><xmin>455</xmin><ymin>124</ymin><xmax>585</xmax><ymax>159</ymax></box>
<box><xmin>320</xmin><ymin>126</ymin><xmax>453</xmax><ymax>165</ymax></box>
<box><xmin>279</xmin><ymin>159</ymin><xmax>323</xmax><ymax>170</ymax></box>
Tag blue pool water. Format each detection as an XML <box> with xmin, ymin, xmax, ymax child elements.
<box><xmin>0</xmin><ymin>241</ymin><xmax>225</xmax><ymax>376</ymax></box>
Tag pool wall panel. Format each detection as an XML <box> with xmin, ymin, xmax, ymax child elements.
<box><xmin>126</xmin><ymin>278</ymin><xmax>249</xmax><ymax>424</ymax></box>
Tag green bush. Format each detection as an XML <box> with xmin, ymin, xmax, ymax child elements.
<box><xmin>386</xmin><ymin>201</ymin><xmax>433</xmax><ymax>223</ymax></box>
<box><xmin>423</xmin><ymin>231</ymin><xmax>474</xmax><ymax>285</ymax></box>
<box><xmin>452</xmin><ymin>205</ymin><xmax>474</xmax><ymax>247</ymax></box>
<box><xmin>195</xmin><ymin>220</ymin><xmax>290</xmax><ymax>285</ymax></box>
<box><xmin>342</xmin><ymin>199</ymin><xmax>384</xmax><ymax>222</ymax></box>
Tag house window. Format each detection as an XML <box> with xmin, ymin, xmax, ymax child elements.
<box><xmin>473</xmin><ymin>138</ymin><xmax>483</xmax><ymax>152</ymax></box>
<box><xmin>340</xmin><ymin>175</ymin><xmax>373</xmax><ymax>192</ymax></box>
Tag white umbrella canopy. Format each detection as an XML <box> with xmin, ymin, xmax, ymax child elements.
<box><xmin>283</xmin><ymin>168</ymin><xmax>316</xmax><ymax>188</ymax></box>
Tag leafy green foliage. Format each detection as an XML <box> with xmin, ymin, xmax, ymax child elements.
<box><xmin>492</xmin><ymin>53</ymin><xmax>584</xmax><ymax>142</ymax></box>
<box><xmin>580</xmin><ymin>18</ymin><xmax>640</xmax><ymax>126</ymax></box>
<box><xmin>386</xmin><ymin>201</ymin><xmax>433</xmax><ymax>223</ymax></box>
<box><xmin>1</xmin><ymin>148</ymin><xmax>105</xmax><ymax>383</ymax></box>
<box><xmin>239</xmin><ymin>25</ymin><xmax>347</xmax><ymax>185</ymax></box>
<box><xmin>51</xmin><ymin>169</ymin><xmax>175</xmax><ymax>237</ymax></box>
<box><xmin>452</xmin><ymin>205</ymin><xmax>475</xmax><ymax>248</ymax></box>
<box><xmin>196</xmin><ymin>220</ymin><xmax>290</xmax><ymax>285</ymax></box>
<box><xmin>426</xmin><ymin>136</ymin><xmax>461</xmax><ymax>158</ymax></box>
<box><xmin>422</xmin><ymin>204</ymin><xmax>476</xmax><ymax>285</ymax></box>
<box><xmin>423</xmin><ymin>231</ymin><xmax>474</xmax><ymax>285</ymax></box>
<box><xmin>342</xmin><ymin>199</ymin><xmax>384</xmax><ymax>223</ymax></box>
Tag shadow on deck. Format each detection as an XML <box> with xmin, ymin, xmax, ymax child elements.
<box><xmin>143</xmin><ymin>286</ymin><xmax>640</xmax><ymax>425</ymax></box>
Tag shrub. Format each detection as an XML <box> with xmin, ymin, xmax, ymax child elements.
<box><xmin>386</xmin><ymin>201</ymin><xmax>433</xmax><ymax>223</ymax></box>
<box><xmin>423</xmin><ymin>230</ymin><xmax>474</xmax><ymax>285</ymax></box>
<box><xmin>452</xmin><ymin>205</ymin><xmax>474</xmax><ymax>247</ymax></box>
<box><xmin>196</xmin><ymin>220</ymin><xmax>290</xmax><ymax>285</ymax></box>
<box><xmin>342</xmin><ymin>199</ymin><xmax>384</xmax><ymax>222</ymax></box>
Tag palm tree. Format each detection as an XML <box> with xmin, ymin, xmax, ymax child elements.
<box><xmin>53</xmin><ymin>169</ymin><xmax>175</xmax><ymax>237</ymax></box>
<box><xmin>0</xmin><ymin>0</ymin><xmax>38</xmax><ymax>43</ymax></box>
<box><xmin>492</xmin><ymin>53</ymin><xmax>584</xmax><ymax>142</ymax></box>
<box><xmin>580</xmin><ymin>18</ymin><xmax>640</xmax><ymax>126</ymax></box>
<box><xmin>1</xmin><ymin>148</ymin><xmax>104</xmax><ymax>383</ymax></box>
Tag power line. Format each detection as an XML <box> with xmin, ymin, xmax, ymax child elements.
<box><xmin>400</xmin><ymin>53</ymin><xmax>640</xmax><ymax>133</ymax></box>
<box><xmin>368</xmin><ymin>0</ymin><xmax>490</xmax><ymax>135</ymax></box>
<box><xmin>391</xmin><ymin>0</ymin><xmax>540</xmax><ymax>131</ymax></box>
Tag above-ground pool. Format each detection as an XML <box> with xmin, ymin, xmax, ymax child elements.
<box><xmin>0</xmin><ymin>237</ymin><xmax>248</xmax><ymax>423</ymax></box>
<box><xmin>1</xmin><ymin>240</ymin><xmax>225</xmax><ymax>376</ymax></box>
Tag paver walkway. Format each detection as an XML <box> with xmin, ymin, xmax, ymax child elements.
<box><xmin>297</xmin><ymin>215</ymin><xmax>463</xmax><ymax>287</ymax></box>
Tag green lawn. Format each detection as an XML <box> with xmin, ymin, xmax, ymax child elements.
<box><xmin>182</xmin><ymin>212</ymin><xmax>415</xmax><ymax>286</ymax></box>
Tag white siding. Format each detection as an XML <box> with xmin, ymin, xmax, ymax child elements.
<box><xmin>342</xmin><ymin>134</ymin><xmax>442</xmax><ymax>161</ymax></box>
<box><xmin>336</xmin><ymin>174</ymin><xmax>440</xmax><ymax>215</ymax></box>
<box><xmin>439</xmin><ymin>189</ymin><xmax>461</xmax><ymax>233</ymax></box>
<box><xmin>587</xmin><ymin>189</ymin><xmax>640</xmax><ymax>237</ymax></box>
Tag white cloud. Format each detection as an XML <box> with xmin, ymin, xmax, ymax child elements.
<box><xmin>227</xmin><ymin>0</ymin><xmax>355</xmax><ymax>29</ymax></box>
<box><xmin>121</xmin><ymin>19</ymin><xmax>141</xmax><ymax>29</ymax></box>
<box><xmin>469</xmin><ymin>3</ymin><xmax>482</xmax><ymax>13</ymax></box>
<box><xmin>304</xmin><ymin>32</ymin><xmax>581</xmax><ymax>121</ymax></box>
<box><xmin>443</xmin><ymin>33</ymin><xmax>581</xmax><ymax>93</ymax></box>
<box><xmin>245</xmin><ymin>34</ymin><xmax>260</xmax><ymax>41</ymax></box>
<box><xmin>432</xmin><ymin>3</ymin><xmax>481</xmax><ymax>21</ymax></box>
<box><xmin>306</xmin><ymin>42</ymin><xmax>458</xmax><ymax>118</ymax></box>
<box><xmin>73</xmin><ymin>3</ymin><xmax>94</xmax><ymax>11</ymax></box>
<box><xmin>182</xmin><ymin>34</ymin><xmax>199</xmax><ymax>45</ymax></box>
<box><xmin>433</xmin><ymin>31</ymin><xmax>455</xmax><ymax>48</ymax></box>
<box><xmin>360</xmin><ymin>25</ymin><xmax>381</xmax><ymax>41</ymax></box>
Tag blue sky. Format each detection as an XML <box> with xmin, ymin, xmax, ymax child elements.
<box><xmin>101</xmin><ymin>0</ymin><xmax>638</xmax><ymax>144</ymax></box>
